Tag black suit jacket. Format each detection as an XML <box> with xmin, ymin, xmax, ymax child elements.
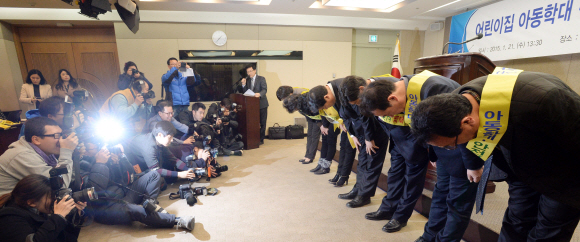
<box><xmin>237</xmin><ymin>75</ymin><xmax>269</xmax><ymax>109</ymax></box>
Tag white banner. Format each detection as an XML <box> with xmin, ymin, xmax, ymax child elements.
<box><xmin>448</xmin><ymin>0</ymin><xmax>579</xmax><ymax>61</ymax></box>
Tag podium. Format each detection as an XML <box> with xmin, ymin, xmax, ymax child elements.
<box><xmin>414</xmin><ymin>52</ymin><xmax>497</xmax><ymax>193</ymax></box>
<box><xmin>230</xmin><ymin>94</ymin><xmax>260</xmax><ymax>150</ymax></box>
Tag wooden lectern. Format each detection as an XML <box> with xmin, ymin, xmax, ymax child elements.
<box><xmin>414</xmin><ymin>52</ymin><xmax>497</xmax><ymax>193</ymax></box>
<box><xmin>230</xmin><ymin>94</ymin><xmax>260</xmax><ymax>150</ymax></box>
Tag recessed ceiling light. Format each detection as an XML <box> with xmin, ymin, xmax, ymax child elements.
<box><xmin>322</xmin><ymin>0</ymin><xmax>405</xmax><ymax>9</ymax></box>
<box><xmin>424</xmin><ymin>0</ymin><xmax>462</xmax><ymax>13</ymax></box>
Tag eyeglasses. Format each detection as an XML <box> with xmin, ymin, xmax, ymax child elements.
<box><xmin>38</xmin><ymin>133</ymin><xmax>63</xmax><ymax>139</ymax></box>
<box><xmin>442</xmin><ymin>136</ymin><xmax>458</xmax><ymax>150</ymax></box>
<box><xmin>162</xmin><ymin>112</ymin><xmax>174</xmax><ymax>116</ymax></box>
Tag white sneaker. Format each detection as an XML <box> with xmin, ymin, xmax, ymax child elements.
<box><xmin>176</xmin><ymin>216</ymin><xmax>195</xmax><ymax>231</ymax></box>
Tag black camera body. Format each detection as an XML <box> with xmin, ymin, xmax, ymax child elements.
<box><xmin>132</xmin><ymin>69</ymin><xmax>139</xmax><ymax>77</ymax></box>
<box><xmin>142</xmin><ymin>90</ymin><xmax>155</xmax><ymax>100</ymax></box>
<box><xmin>49</xmin><ymin>166</ymin><xmax>98</xmax><ymax>215</ymax></box>
<box><xmin>178</xmin><ymin>184</ymin><xmax>197</xmax><ymax>206</ymax></box>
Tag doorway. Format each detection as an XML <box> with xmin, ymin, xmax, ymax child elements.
<box><xmin>16</xmin><ymin>26</ymin><xmax>120</xmax><ymax>111</ymax></box>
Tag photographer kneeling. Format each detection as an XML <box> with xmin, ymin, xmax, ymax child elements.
<box><xmin>0</xmin><ymin>174</ymin><xmax>87</xmax><ymax>241</ymax></box>
<box><xmin>100</xmin><ymin>79</ymin><xmax>153</xmax><ymax>136</ymax></box>
<box><xmin>80</xmin><ymin>141</ymin><xmax>194</xmax><ymax>230</ymax></box>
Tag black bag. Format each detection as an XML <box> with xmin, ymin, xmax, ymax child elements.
<box><xmin>285</xmin><ymin>125</ymin><xmax>304</xmax><ymax>139</ymax></box>
<box><xmin>268</xmin><ymin>123</ymin><xmax>286</xmax><ymax>139</ymax></box>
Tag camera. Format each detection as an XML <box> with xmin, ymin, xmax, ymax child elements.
<box><xmin>178</xmin><ymin>184</ymin><xmax>197</xmax><ymax>206</ymax></box>
<box><xmin>141</xmin><ymin>90</ymin><xmax>155</xmax><ymax>100</ymax></box>
<box><xmin>232</xmin><ymin>103</ymin><xmax>242</xmax><ymax>111</ymax></box>
<box><xmin>215</xmin><ymin>164</ymin><xmax>228</xmax><ymax>173</ymax></box>
<box><xmin>131</xmin><ymin>68</ymin><xmax>139</xmax><ymax>76</ymax></box>
<box><xmin>142</xmin><ymin>198</ymin><xmax>165</xmax><ymax>214</ymax></box>
<box><xmin>188</xmin><ymin>167</ymin><xmax>207</xmax><ymax>178</ymax></box>
<box><xmin>49</xmin><ymin>166</ymin><xmax>98</xmax><ymax>215</ymax></box>
<box><xmin>221</xmin><ymin>116</ymin><xmax>230</xmax><ymax>124</ymax></box>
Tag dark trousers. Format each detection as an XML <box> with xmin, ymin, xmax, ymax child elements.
<box><xmin>223</xmin><ymin>141</ymin><xmax>244</xmax><ymax>154</ymax></box>
<box><xmin>173</xmin><ymin>105</ymin><xmax>189</xmax><ymax>118</ymax></box>
<box><xmin>422</xmin><ymin>162</ymin><xmax>478</xmax><ymax>242</ymax></box>
<box><xmin>336</xmin><ymin>131</ymin><xmax>356</xmax><ymax>176</ymax></box>
<box><xmin>305</xmin><ymin>119</ymin><xmax>321</xmax><ymax>160</ymax></box>
<box><xmin>320</xmin><ymin>126</ymin><xmax>339</xmax><ymax>161</ymax></box>
<box><xmin>93</xmin><ymin>171</ymin><xmax>175</xmax><ymax>228</ymax></box>
<box><xmin>498</xmin><ymin>179</ymin><xmax>580</xmax><ymax>242</ymax></box>
<box><xmin>355</xmin><ymin>134</ymin><xmax>388</xmax><ymax>198</ymax></box>
<box><xmin>379</xmin><ymin>144</ymin><xmax>428</xmax><ymax>223</ymax></box>
<box><xmin>260</xmin><ymin>107</ymin><xmax>268</xmax><ymax>142</ymax></box>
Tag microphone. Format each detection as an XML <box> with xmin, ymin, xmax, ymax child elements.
<box><xmin>442</xmin><ymin>33</ymin><xmax>483</xmax><ymax>55</ymax></box>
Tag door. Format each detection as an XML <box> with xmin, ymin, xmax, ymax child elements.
<box><xmin>72</xmin><ymin>43</ymin><xmax>121</xmax><ymax>110</ymax></box>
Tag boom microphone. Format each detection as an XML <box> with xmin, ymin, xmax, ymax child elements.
<box><xmin>442</xmin><ymin>33</ymin><xmax>483</xmax><ymax>55</ymax></box>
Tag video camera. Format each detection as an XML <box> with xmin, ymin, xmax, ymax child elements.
<box><xmin>49</xmin><ymin>165</ymin><xmax>98</xmax><ymax>215</ymax></box>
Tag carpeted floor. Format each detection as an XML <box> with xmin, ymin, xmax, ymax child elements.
<box><xmin>78</xmin><ymin>139</ymin><xmax>428</xmax><ymax>242</ymax></box>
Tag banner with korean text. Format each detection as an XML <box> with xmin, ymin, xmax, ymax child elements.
<box><xmin>448</xmin><ymin>0</ymin><xmax>578</xmax><ymax>61</ymax></box>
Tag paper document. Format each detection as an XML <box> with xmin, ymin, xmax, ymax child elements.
<box><xmin>181</xmin><ymin>68</ymin><xmax>195</xmax><ymax>77</ymax></box>
<box><xmin>243</xmin><ymin>89</ymin><xmax>255</xmax><ymax>97</ymax></box>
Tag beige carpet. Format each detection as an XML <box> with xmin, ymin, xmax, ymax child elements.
<box><xmin>78</xmin><ymin>139</ymin><xmax>428</xmax><ymax>242</ymax></box>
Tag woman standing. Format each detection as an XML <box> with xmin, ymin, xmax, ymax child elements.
<box><xmin>19</xmin><ymin>69</ymin><xmax>52</xmax><ymax>112</ymax></box>
<box><xmin>53</xmin><ymin>69</ymin><xmax>82</xmax><ymax>99</ymax></box>
<box><xmin>0</xmin><ymin>174</ymin><xmax>87</xmax><ymax>242</ymax></box>
<box><xmin>118</xmin><ymin>61</ymin><xmax>152</xmax><ymax>90</ymax></box>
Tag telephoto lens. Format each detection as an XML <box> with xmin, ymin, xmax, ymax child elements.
<box><xmin>71</xmin><ymin>187</ymin><xmax>99</xmax><ymax>202</ymax></box>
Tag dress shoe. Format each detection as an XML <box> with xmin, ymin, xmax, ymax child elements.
<box><xmin>334</xmin><ymin>176</ymin><xmax>349</xmax><ymax>187</ymax></box>
<box><xmin>414</xmin><ymin>237</ymin><xmax>428</xmax><ymax>242</ymax></box>
<box><xmin>382</xmin><ymin>219</ymin><xmax>407</xmax><ymax>233</ymax></box>
<box><xmin>329</xmin><ymin>173</ymin><xmax>340</xmax><ymax>184</ymax></box>
<box><xmin>310</xmin><ymin>164</ymin><xmax>322</xmax><ymax>172</ymax></box>
<box><xmin>365</xmin><ymin>210</ymin><xmax>393</xmax><ymax>221</ymax></box>
<box><xmin>338</xmin><ymin>188</ymin><xmax>358</xmax><ymax>200</ymax></box>
<box><xmin>346</xmin><ymin>196</ymin><xmax>371</xmax><ymax>208</ymax></box>
<box><xmin>299</xmin><ymin>159</ymin><xmax>306</xmax><ymax>163</ymax></box>
<box><xmin>301</xmin><ymin>159</ymin><xmax>313</xmax><ymax>164</ymax></box>
<box><xmin>314</xmin><ymin>167</ymin><xmax>330</xmax><ymax>175</ymax></box>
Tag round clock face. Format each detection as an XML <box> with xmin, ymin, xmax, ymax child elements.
<box><xmin>212</xmin><ymin>31</ymin><xmax>227</xmax><ymax>46</ymax></box>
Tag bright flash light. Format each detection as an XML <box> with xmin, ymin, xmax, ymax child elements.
<box><xmin>95</xmin><ymin>118</ymin><xmax>125</xmax><ymax>143</ymax></box>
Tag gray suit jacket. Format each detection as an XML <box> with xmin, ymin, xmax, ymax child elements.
<box><xmin>237</xmin><ymin>75</ymin><xmax>269</xmax><ymax>109</ymax></box>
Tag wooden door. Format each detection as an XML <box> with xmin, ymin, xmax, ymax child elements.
<box><xmin>22</xmin><ymin>43</ymin><xmax>77</xmax><ymax>87</ymax></box>
<box><xmin>71</xmin><ymin>43</ymin><xmax>121</xmax><ymax>110</ymax></box>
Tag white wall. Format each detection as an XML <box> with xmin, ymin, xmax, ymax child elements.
<box><xmin>114</xmin><ymin>23</ymin><xmax>352</xmax><ymax>131</ymax></box>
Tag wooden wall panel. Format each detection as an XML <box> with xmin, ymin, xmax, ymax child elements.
<box><xmin>18</xmin><ymin>27</ymin><xmax>116</xmax><ymax>43</ymax></box>
<box><xmin>22</xmin><ymin>42</ymin><xmax>77</xmax><ymax>86</ymax></box>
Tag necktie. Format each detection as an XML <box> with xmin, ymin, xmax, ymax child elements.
<box><xmin>251</xmin><ymin>78</ymin><xmax>254</xmax><ymax>90</ymax></box>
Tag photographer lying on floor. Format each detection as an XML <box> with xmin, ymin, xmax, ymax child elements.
<box><xmin>79</xmin><ymin>140</ymin><xmax>194</xmax><ymax>231</ymax></box>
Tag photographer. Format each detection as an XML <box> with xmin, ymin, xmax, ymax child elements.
<box><xmin>118</xmin><ymin>61</ymin><xmax>152</xmax><ymax>90</ymax></box>
<box><xmin>19</xmin><ymin>96</ymin><xmax>84</xmax><ymax>139</ymax></box>
<box><xmin>99</xmin><ymin>79</ymin><xmax>153</xmax><ymax>135</ymax></box>
<box><xmin>0</xmin><ymin>174</ymin><xmax>87</xmax><ymax>242</ymax></box>
<box><xmin>145</xmin><ymin>100</ymin><xmax>194</xmax><ymax>144</ymax></box>
<box><xmin>178</xmin><ymin>102</ymin><xmax>209</xmax><ymax>128</ymax></box>
<box><xmin>216</xmin><ymin>108</ymin><xmax>243</xmax><ymax>156</ymax></box>
<box><xmin>79</xmin><ymin>141</ymin><xmax>195</xmax><ymax>231</ymax></box>
<box><xmin>125</xmin><ymin>121</ymin><xmax>195</xmax><ymax>184</ymax></box>
<box><xmin>0</xmin><ymin>117</ymin><xmax>78</xmax><ymax>195</ymax></box>
<box><xmin>162</xmin><ymin>58</ymin><xmax>200</xmax><ymax>117</ymax></box>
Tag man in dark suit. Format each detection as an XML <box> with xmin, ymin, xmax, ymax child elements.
<box><xmin>237</xmin><ymin>64</ymin><xmax>268</xmax><ymax>144</ymax></box>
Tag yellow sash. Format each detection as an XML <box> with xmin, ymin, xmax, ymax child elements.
<box><xmin>404</xmin><ymin>70</ymin><xmax>440</xmax><ymax>125</ymax></box>
<box><xmin>378</xmin><ymin>114</ymin><xmax>406</xmax><ymax>126</ymax></box>
<box><xmin>319</xmin><ymin>107</ymin><xmax>356</xmax><ymax>148</ymax></box>
<box><xmin>466</xmin><ymin>67</ymin><xmax>522</xmax><ymax>161</ymax></box>
<box><xmin>370</xmin><ymin>73</ymin><xmax>395</xmax><ymax>78</ymax></box>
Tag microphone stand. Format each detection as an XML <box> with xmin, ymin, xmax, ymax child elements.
<box><xmin>442</xmin><ymin>33</ymin><xmax>483</xmax><ymax>55</ymax></box>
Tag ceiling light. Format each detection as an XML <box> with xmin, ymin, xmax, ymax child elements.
<box><xmin>424</xmin><ymin>0</ymin><xmax>462</xmax><ymax>13</ymax></box>
<box><xmin>322</xmin><ymin>0</ymin><xmax>404</xmax><ymax>9</ymax></box>
<box><xmin>257</xmin><ymin>51</ymin><xmax>292</xmax><ymax>56</ymax></box>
